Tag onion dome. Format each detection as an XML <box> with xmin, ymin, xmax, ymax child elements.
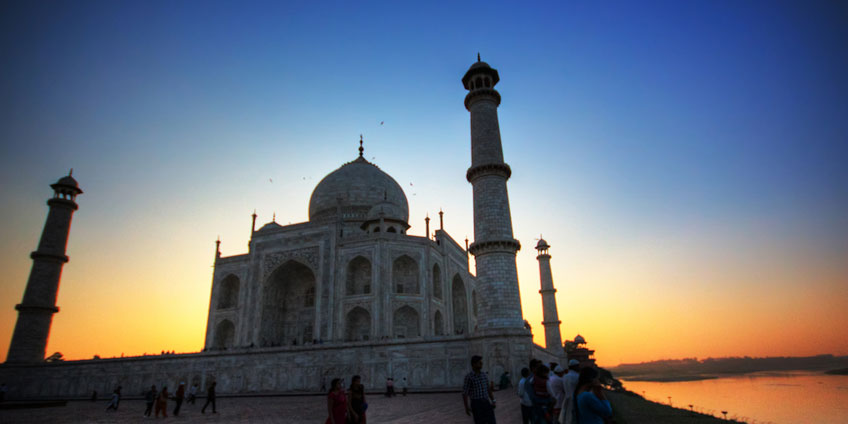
<box><xmin>574</xmin><ymin>334</ymin><xmax>586</xmax><ymax>344</ymax></box>
<box><xmin>535</xmin><ymin>238</ymin><xmax>550</xmax><ymax>251</ymax></box>
<box><xmin>308</xmin><ymin>156</ymin><xmax>408</xmax><ymax>223</ymax></box>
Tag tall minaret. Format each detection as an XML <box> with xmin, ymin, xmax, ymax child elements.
<box><xmin>536</xmin><ymin>238</ymin><xmax>564</xmax><ymax>356</ymax></box>
<box><xmin>6</xmin><ymin>172</ymin><xmax>82</xmax><ymax>363</ymax></box>
<box><xmin>463</xmin><ymin>56</ymin><xmax>525</xmax><ymax>332</ymax></box>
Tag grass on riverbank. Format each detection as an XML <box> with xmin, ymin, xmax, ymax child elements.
<box><xmin>607</xmin><ymin>390</ymin><xmax>744</xmax><ymax>424</ymax></box>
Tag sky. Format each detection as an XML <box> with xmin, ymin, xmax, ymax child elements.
<box><xmin>0</xmin><ymin>0</ymin><xmax>846</xmax><ymax>367</ymax></box>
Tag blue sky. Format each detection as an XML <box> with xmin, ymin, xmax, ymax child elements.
<box><xmin>0</xmin><ymin>0</ymin><xmax>846</xmax><ymax>363</ymax></box>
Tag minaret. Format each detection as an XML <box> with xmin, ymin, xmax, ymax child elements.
<box><xmin>536</xmin><ymin>238</ymin><xmax>563</xmax><ymax>356</ymax></box>
<box><xmin>463</xmin><ymin>56</ymin><xmax>525</xmax><ymax>332</ymax></box>
<box><xmin>6</xmin><ymin>172</ymin><xmax>82</xmax><ymax>363</ymax></box>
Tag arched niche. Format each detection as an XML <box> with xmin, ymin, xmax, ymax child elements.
<box><xmin>346</xmin><ymin>256</ymin><xmax>372</xmax><ymax>295</ymax></box>
<box><xmin>393</xmin><ymin>255</ymin><xmax>419</xmax><ymax>294</ymax></box>
<box><xmin>217</xmin><ymin>274</ymin><xmax>240</xmax><ymax>309</ymax></box>
<box><xmin>452</xmin><ymin>275</ymin><xmax>468</xmax><ymax>335</ymax></box>
<box><xmin>214</xmin><ymin>319</ymin><xmax>235</xmax><ymax>349</ymax></box>
<box><xmin>260</xmin><ymin>260</ymin><xmax>316</xmax><ymax>346</ymax></box>
<box><xmin>432</xmin><ymin>264</ymin><xmax>442</xmax><ymax>299</ymax></box>
<box><xmin>434</xmin><ymin>310</ymin><xmax>445</xmax><ymax>336</ymax></box>
<box><xmin>345</xmin><ymin>307</ymin><xmax>371</xmax><ymax>341</ymax></box>
<box><xmin>393</xmin><ymin>305</ymin><xmax>420</xmax><ymax>338</ymax></box>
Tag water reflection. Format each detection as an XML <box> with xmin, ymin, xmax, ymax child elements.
<box><xmin>621</xmin><ymin>371</ymin><xmax>848</xmax><ymax>424</ymax></box>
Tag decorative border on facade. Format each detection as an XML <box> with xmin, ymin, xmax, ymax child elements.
<box><xmin>464</xmin><ymin>88</ymin><xmax>501</xmax><ymax>109</ymax></box>
<box><xmin>262</xmin><ymin>246</ymin><xmax>320</xmax><ymax>278</ymax></box>
<box><xmin>468</xmin><ymin>239</ymin><xmax>521</xmax><ymax>256</ymax></box>
<box><xmin>465</xmin><ymin>163</ymin><xmax>512</xmax><ymax>182</ymax></box>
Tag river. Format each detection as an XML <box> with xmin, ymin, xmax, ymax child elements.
<box><xmin>620</xmin><ymin>371</ymin><xmax>848</xmax><ymax>424</ymax></box>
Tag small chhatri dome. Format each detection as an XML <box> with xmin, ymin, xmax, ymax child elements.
<box><xmin>309</xmin><ymin>142</ymin><xmax>408</xmax><ymax>223</ymax></box>
<box><xmin>462</xmin><ymin>55</ymin><xmax>500</xmax><ymax>90</ymax></box>
<box><xmin>574</xmin><ymin>334</ymin><xmax>586</xmax><ymax>344</ymax></box>
<box><xmin>366</xmin><ymin>200</ymin><xmax>405</xmax><ymax>222</ymax></box>
<box><xmin>51</xmin><ymin>169</ymin><xmax>83</xmax><ymax>196</ymax></box>
<box><xmin>535</xmin><ymin>238</ymin><xmax>550</xmax><ymax>251</ymax></box>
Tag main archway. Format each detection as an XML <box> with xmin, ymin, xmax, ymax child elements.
<box><xmin>260</xmin><ymin>260</ymin><xmax>316</xmax><ymax>346</ymax></box>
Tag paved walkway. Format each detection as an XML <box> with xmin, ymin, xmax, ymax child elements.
<box><xmin>0</xmin><ymin>391</ymin><xmax>522</xmax><ymax>423</ymax></box>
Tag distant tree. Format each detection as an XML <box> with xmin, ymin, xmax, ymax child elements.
<box><xmin>45</xmin><ymin>352</ymin><xmax>64</xmax><ymax>362</ymax></box>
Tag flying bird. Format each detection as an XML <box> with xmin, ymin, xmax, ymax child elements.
<box><xmin>380</xmin><ymin>121</ymin><xmax>384</xmax><ymax>125</ymax></box>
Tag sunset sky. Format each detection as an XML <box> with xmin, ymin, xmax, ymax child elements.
<box><xmin>1</xmin><ymin>1</ymin><xmax>846</xmax><ymax>367</ymax></box>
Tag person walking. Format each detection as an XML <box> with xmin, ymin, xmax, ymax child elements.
<box><xmin>188</xmin><ymin>383</ymin><xmax>198</xmax><ymax>405</ymax></box>
<box><xmin>462</xmin><ymin>355</ymin><xmax>496</xmax><ymax>424</ymax></box>
<box><xmin>105</xmin><ymin>386</ymin><xmax>121</xmax><ymax>411</ymax></box>
<box><xmin>155</xmin><ymin>386</ymin><xmax>169</xmax><ymax>418</ymax></box>
<box><xmin>201</xmin><ymin>381</ymin><xmax>217</xmax><ymax>414</ymax></box>
<box><xmin>173</xmin><ymin>382</ymin><xmax>186</xmax><ymax>416</ymax></box>
<box><xmin>143</xmin><ymin>385</ymin><xmax>156</xmax><ymax>417</ymax></box>
<box><xmin>325</xmin><ymin>378</ymin><xmax>348</xmax><ymax>424</ymax></box>
<box><xmin>347</xmin><ymin>375</ymin><xmax>367</xmax><ymax>424</ymax></box>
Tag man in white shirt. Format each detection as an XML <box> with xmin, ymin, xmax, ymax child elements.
<box><xmin>548</xmin><ymin>365</ymin><xmax>567</xmax><ymax>424</ymax></box>
<box><xmin>560</xmin><ymin>359</ymin><xmax>581</xmax><ymax>424</ymax></box>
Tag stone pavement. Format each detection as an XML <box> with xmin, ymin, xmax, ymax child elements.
<box><xmin>0</xmin><ymin>391</ymin><xmax>523</xmax><ymax>423</ymax></box>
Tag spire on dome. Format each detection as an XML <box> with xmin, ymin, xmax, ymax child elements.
<box><xmin>477</xmin><ymin>52</ymin><xmax>481</xmax><ymax>62</ymax></box>
<box><xmin>359</xmin><ymin>134</ymin><xmax>364</xmax><ymax>158</ymax></box>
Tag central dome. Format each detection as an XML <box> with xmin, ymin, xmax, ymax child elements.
<box><xmin>308</xmin><ymin>156</ymin><xmax>409</xmax><ymax>223</ymax></box>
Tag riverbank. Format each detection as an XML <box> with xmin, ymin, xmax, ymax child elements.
<box><xmin>607</xmin><ymin>390</ymin><xmax>743</xmax><ymax>424</ymax></box>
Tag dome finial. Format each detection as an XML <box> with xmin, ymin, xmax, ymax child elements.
<box><xmin>69</xmin><ymin>168</ymin><xmax>73</xmax><ymax>176</ymax></box>
<box><xmin>477</xmin><ymin>52</ymin><xmax>481</xmax><ymax>62</ymax></box>
<box><xmin>359</xmin><ymin>134</ymin><xmax>364</xmax><ymax>158</ymax></box>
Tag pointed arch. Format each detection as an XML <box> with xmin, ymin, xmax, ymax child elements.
<box><xmin>432</xmin><ymin>263</ymin><xmax>442</xmax><ymax>299</ymax></box>
<box><xmin>434</xmin><ymin>310</ymin><xmax>445</xmax><ymax>336</ymax></box>
<box><xmin>345</xmin><ymin>307</ymin><xmax>371</xmax><ymax>341</ymax></box>
<box><xmin>393</xmin><ymin>305</ymin><xmax>420</xmax><ymax>338</ymax></box>
<box><xmin>346</xmin><ymin>256</ymin><xmax>372</xmax><ymax>295</ymax></box>
<box><xmin>452</xmin><ymin>275</ymin><xmax>468</xmax><ymax>335</ymax></box>
<box><xmin>214</xmin><ymin>320</ymin><xmax>235</xmax><ymax>349</ymax></box>
<box><xmin>393</xmin><ymin>255</ymin><xmax>419</xmax><ymax>294</ymax></box>
<box><xmin>217</xmin><ymin>274</ymin><xmax>240</xmax><ymax>309</ymax></box>
<box><xmin>260</xmin><ymin>260</ymin><xmax>316</xmax><ymax>346</ymax></box>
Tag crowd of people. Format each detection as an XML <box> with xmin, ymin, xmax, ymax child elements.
<box><xmin>101</xmin><ymin>381</ymin><xmax>215</xmax><ymax>418</ymax></box>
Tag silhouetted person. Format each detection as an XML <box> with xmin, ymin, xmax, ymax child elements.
<box><xmin>385</xmin><ymin>377</ymin><xmax>394</xmax><ymax>397</ymax></box>
<box><xmin>574</xmin><ymin>368</ymin><xmax>611</xmax><ymax>424</ymax></box>
<box><xmin>348</xmin><ymin>375</ymin><xmax>366</xmax><ymax>423</ymax></box>
<box><xmin>144</xmin><ymin>385</ymin><xmax>156</xmax><ymax>417</ymax></box>
<box><xmin>325</xmin><ymin>378</ymin><xmax>347</xmax><ymax>424</ymax></box>
<box><xmin>518</xmin><ymin>368</ymin><xmax>533</xmax><ymax>424</ymax></box>
<box><xmin>201</xmin><ymin>382</ymin><xmax>217</xmax><ymax>413</ymax></box>
<box><xmin>533</xmin><ymin>364</ymin><xmax>553</xmax><ymax>423</ymax></box>
<box><xmin>173</xmin><ymin>382</ymin><xmax>186</xmax><ymax>415</ymax></box>
<box><xmin>499</xmin><ymin>371</ymin><xmax>512</xmax><ymax>390</ymax></box>
<box><xmin>155</xmin><ymin>386</ymin><xmax>169</xmax><ymax>418</ymax></box>
<box><xmin>90</xmin><ymin>390</ymin><xmax>97</xmax><ymax>402</ymax></box>
<box><xmin>462</xmin><ymin>355</ymin><xmax>496</xmax><ymax>423</ymax></box>
<box><xmin>188</xmin><ymin>383</ymin><xmax>199</xmax><ymax>404</ymax></box>
<box><xmin>401</xmin><ymin>377</ymin><xmax>408</xmax><ymax>396</ymax></box>
<box><xmin>105</xmin><ymin>386</ymin><xmax>121</xmax><ymax>411</ymax></box>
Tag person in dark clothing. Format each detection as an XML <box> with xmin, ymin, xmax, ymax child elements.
<box><xmin>201</xmin><ymin>381</ymin><xmax>217</xmax><ymax>414</ymax></box>
<box><xmin>144</xmin><ymin>385</ymin><xmax>156</xmax><ymax>417</ymax></box>
<box><xmin>173</xmin><ymin>382</ymin><xmax>186</xmax><ymax>416</ymax></box>
<box><xmin>105</xmin><ymin>386</ymin><xmax>121</xmax><ymax>411</ymax></box>
<box><xmin>462</xmin><ymin>355</ymin><xmax>496</xmax><ymax>424</ymax></box>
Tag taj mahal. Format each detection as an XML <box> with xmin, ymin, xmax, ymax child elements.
<box><xmin>1</xmin><ymin>58</ymin><xmax>569</xmax><ymax>397</ymax></box>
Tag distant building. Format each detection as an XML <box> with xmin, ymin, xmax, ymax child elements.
<box><xmin>565</xmin><ymin>334</ymin><xmax>597</xmax><ymax>369</ymax></box>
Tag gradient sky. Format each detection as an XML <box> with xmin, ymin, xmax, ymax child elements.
<box><xmin>1</xmin><ymin>1</ymin><xmax>846</xmax><ymax>367</ymax></box>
